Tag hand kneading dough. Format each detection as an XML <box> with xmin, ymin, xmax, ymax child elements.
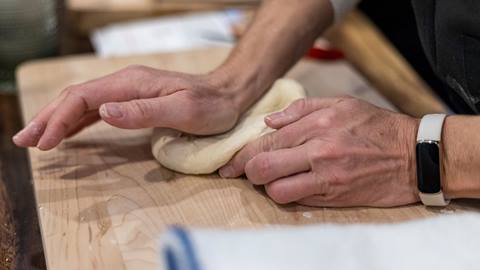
<box><xmin>151</xmin><ymin>79</ymin><xmax>306</xmax><ymax>174</ymax></box>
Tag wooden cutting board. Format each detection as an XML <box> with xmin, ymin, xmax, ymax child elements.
<box><xmin>16</xmin><ymin>48</ymin><xmax>477</xmax><ymax>270</ymax></box>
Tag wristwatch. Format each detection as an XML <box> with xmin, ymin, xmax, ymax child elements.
<box><xmin>416</xmin><ymin>114</ymin><xmax>450</xmax><ymax>206</ymax></box>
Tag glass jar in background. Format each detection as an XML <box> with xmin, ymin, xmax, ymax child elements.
<box><xmin>0</xmin><ymin>0</ymin><xmax>60</xmax><ymax>92</ymax></box>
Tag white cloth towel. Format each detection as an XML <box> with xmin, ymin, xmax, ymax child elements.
<box><xmin>91</xmin><ymin>10</ymin><xmax>242</xmax><ymax>57</ymax></box>
<box><xmin>160</xmin><ymin>214</ymin><xmax>480</xmax><ymax>270</ymax></box>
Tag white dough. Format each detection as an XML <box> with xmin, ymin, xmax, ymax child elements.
<box><xmin>151</xmin><ymin>79</ymin><xmax>307</xmax><ymax>174</ymax></box>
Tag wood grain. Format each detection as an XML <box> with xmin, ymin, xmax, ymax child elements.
<box><xmin>16</xmin><ymin>48</ymin><xmax>478</xmax><ymax>270</ymax></box>
<box><xmin>326</xmin><ymin>11</ymin><xmax>448</xmax><ymax>117</ymax></box>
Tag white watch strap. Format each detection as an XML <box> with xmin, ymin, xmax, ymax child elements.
<box><xmin>419</xmin><ymin>192</ymin><xmax>450</xmax><ymax>206</ymax></box>
<box><xmin>417</xmin><ymin>113</ymin><xmax>449</xmax><ymax>206</ymax></box>
<box><xmin>416</xmin><ymin>114</ymin><xmax>447</xmax><ymax>142</ymax></box>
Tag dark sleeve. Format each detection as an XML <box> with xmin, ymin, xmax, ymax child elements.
<box><xmin>411</xmin><ymin>0</ymin><xmax>480</xmax><ymax>113</ymax></box>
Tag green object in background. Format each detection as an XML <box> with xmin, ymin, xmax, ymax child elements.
<box><xmin>0</xmin><ymin>0</ymin><xmax>59</xmax><ymax>92</ymax></box>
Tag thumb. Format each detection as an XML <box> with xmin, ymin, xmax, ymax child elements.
<box><xmin>219</xmin><ymin>123</ymin><xmax>301</xmax><ymax>178</ymax></box>
<box><xmin>99</xmin><ymin>96</ymin><xmax>178</xmax><ymax>129</ymax></box>
<box><xmin>219</xmin><ymin>133</ymin><xmax>277</xmax><ymax>178</ymax></box>
<box><xmin>265</xmin><ymin>97</ymin><xmax>341</xmax><ymax>129</ymax></box>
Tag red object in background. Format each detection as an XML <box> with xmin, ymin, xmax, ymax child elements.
<box><xmin>306</xmin><ymin>46</ymin><xmax>344</xmax><ymax>61</ymax></box>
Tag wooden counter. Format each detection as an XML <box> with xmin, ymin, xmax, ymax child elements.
<box><xmin>16</xmin><ymin>47</ymin><xmax>478</xmax><ymax>270</ymax></box>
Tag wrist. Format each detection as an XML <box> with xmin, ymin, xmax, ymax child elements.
<box><xmin>402</xmin><ymin>115</ymin><xmax>421</xmax><ymax>201</ymax></box>
<box><xmin>441</xmin><ymin>115</ymin><xmax>477</xmax><ymax>199</ymax></box>
<box><xmin>208</xmin><ymin>64</ymin><xmax>265</xmax><ymax>114</ymax></box>
<box><xmin>441</xmin><ymin>116</ymin><xmax>455</xmax><ymax>198</ymax></box>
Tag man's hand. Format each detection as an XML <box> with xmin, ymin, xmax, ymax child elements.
<box><xmin>13</xmin><ymin>65</ymin><xmax>241</xmax><ymax>150</ymax></box>
<box><xmin>220</xmin><ymin>97</ymin><xmax>421</xmax><ymax>207</ymax></box>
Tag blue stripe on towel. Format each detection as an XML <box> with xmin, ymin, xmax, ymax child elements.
<box><xmin>164</xmin><ymin>226</ymin><xmax>201</xmax><ymax>270</ymax></box>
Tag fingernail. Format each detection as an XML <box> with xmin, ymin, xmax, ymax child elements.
<box><xmin>219</xmin><ymin>165</ymin><xmax>234</xmax><ymax>178</ymax></box>
<box><xmin>13</xmin><ymin>121</ymin><xmax>42</xmax><ymax>145</ymax></box>
<box><xmin>266</xmin><ymin>112</ymin><xmax>286</xmax><ymax>124</ymax></box>
<box><xmin>265</xmin><ymin>111</ymin><xmax>289</xmax><ymax>124</ymax></box>
<box><xmin>101</xmin><ymin>104</ymin><xmax>123</xmax><ymax>118</ymax></box>
<box><xmin>12</xmin><ymin>130</ymin><xmax>22</xmax><ymax>141</ymax></box>
<box><xmin>12</xmin><ymin>135</ymin><xmax>20</xmax><ymax>144</ymax></box>
<box><xmin>37</xmin><ymin>136</ymin><xmax>56</xmax><ymax>151</ymax></box>
<box><xmin>15</xmin><ymin>122</ymin><xmax>33</xmax><ymax>137</ymax></box>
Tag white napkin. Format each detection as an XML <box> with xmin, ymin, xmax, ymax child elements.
<box><xmin>91</xmin><ymin>10</ymin><xmax>242</xmax><ymax>57</ymax></box>
<box><xmin>160</xmin><ymin>213</ymin><xmax>480</xmax><ymax>270</ymax></box>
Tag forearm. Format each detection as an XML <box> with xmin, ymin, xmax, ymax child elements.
<box><xmin>442</xmin><ymin>116</ymin><xmax>480</xmax><ymax>198</ymax></box>
<box><xmin>211</xmin><ymin>0</ymin><xmax>334</xmax><ymax>113</ymax></box>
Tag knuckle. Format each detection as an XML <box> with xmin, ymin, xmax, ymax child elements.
<box><xmin>231</xmin><ymin>152</ymin><xmax>251</xmax><ymax>173</ymax></box>
<box><xmin>123</xmin><ymin>65</ymin><xmax>151</xmax><ymax>77</ymax></box>
<box><xmin>314</xmin><ymin>113</ymin><xmax>334</xmax><ymax>129</ymax></box>
<box><xmin>52</xmin><ymin>119</ymin><xmax>70</xmax><ymax>134</ymax></box>
<box><xmin>288</xmin><ymin>98</ymin><xmax>308</xmax><ymax>114</ymax></box>
<box><xmin>343</xmin><ymin>97</ymin><xmax>363</xmax><ymax>108</ymax></box>
<box><xmin>307</xmin><ymin>140</ymin><xmax>338</xmax><ymax>163</ymax></box>
<box><xmin>129</xmin><ymin>100</ymin><xmax>154</xmax><ymax>121</ymax></box>
<box><xmin>265</xmin><ymin>183</ymin><xmax>291</xmax><ymax>204</ymax></box>
<box><xmin>62</xmin><ymin>85</ymin><xmax>80</xmax><ymax>95</ymax></box>
<box><xmin>242</xmin><ymin>145</ymin><xmax>259</xmax><ymax>162</ymax></box>
<box><xmin>306</xmin><ymin>141</ymin><xmax>322</xmax><ymax>162</ymax></box>
<box><xmin>64</xmin><ymin>86</ymin><xmax>89</xmax><ymax>110</ymax></box>
<box><xmin>277</xmin><ymin>128</ymin><xmax>296</xmax><ymax>145</ymax></box>
<box><xmin>246</xmin><ymin>155</ymin><xmax>272</xmax><ymax>183</ymax></box>
<box><xmin>259</xmin><ymin>133</ymin><xmax>277</xmax><ymax>152</ymax></box>
<box><xmin>323</xmin><ymin>142</ymin><xmax>342</xmax><ymax>157</ymax></box>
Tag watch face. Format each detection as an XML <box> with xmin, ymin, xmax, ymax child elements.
<box><xmin>416</xmin><ymin>142</ymin><xmax>441</xmax><ymax>193</ymax></box>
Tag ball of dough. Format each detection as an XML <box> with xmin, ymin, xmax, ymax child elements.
<box><xmin>151</xmin><ymin>78</ymin><xmax>306</xmax><ymax>174</ymax></box>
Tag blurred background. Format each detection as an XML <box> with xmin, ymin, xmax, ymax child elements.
<box><xmin>0</xmin><ymin>0</ymin><xmax>61</xmax><ymax>92</ymax></box>
<box><xmin>0</xmin><ymin>0</ymin><xmax>450</xmax><ymax>106</ymax></box>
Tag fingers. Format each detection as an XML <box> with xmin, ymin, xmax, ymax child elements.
<box><xmin>99</xmin><ymin>92</ymin><xmax>193</xmax><ymax>130</ymax></box>
<box><xmin>264</xmin><ymin>172</ymin><xmax>327</xmax><ymax>204</ymax></box>
<box><xmin>99</xmin><ymin>99</ymin><xmax>160</xmax><ymax>129</ymax></box>
<box><xmin>265</xmin><ymin>97</ymin><xmax>342</xmax><ymax>129</ymax></box>
<box><xmin>297</xmin><ymin>196</ymin><xmax>340</xmax><ymax>208</ymax></box>
<box><xmin>38</xmin><ymin>80</ymin><xmax>150</xmax><ymax>150</ymax></box>
<box><xmin>65</xmin><ymin>111</ymin><xmax>100</xmax><ymax>138</ymax></box>
<box><xmin>13</xmin><ymin>91</ymin><xmax>68</xmax><ymax>147</ymax></box>
<box><xmin>36</xmin><ymin>90</ymin><xmax>92</xmax><ymax>150</ymax></box>
<box><xmin>14</xmin><ymin>66</ymin><xmax>160</xmax><ymax>149</ymax></box>
<box><xmin>220</xmin><ymin>105</ymin><xmax>337</xmax><ymax>178</ymax></box>
<box><xmin>219</xmin><ymin>119</ymin><xmax>311</xmax><ymax>178</ymax></box>
<box><xmin>12</xmin><ymin>121</ymin><xmax>46</xmax><ymax>147</ymax></box>
<box><xmin>244</xmin><ymin>145</ymin><xmax>310</xmax><ymax>185</ymax></box>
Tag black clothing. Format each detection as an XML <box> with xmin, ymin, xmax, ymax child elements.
<box><xmin>411</xmin><ymin>0</ymin><xmax>480</xmax><ymax>113</ymax></box>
